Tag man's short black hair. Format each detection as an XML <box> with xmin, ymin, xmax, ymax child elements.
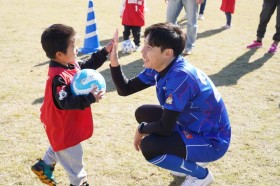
<box><xmin>144</xmin><ymin>23</ymin><xmax>186</xmax><ymax>57</ymax></box>
<box><xmin>41</xmin><ymin>24</ymin><xmax>76</xmax><ymax>59</ymax></box>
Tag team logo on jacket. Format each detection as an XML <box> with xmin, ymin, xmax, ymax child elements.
<box><xmin>57</xmin><ymin>86</ymin><xmax>68</xmax><ymax>100</ymax></box>
<box><xmin>183</xmin><ymin>131</ymin><xmax>193</xmax><ymax>139</ymax></box>
<box><xmin>166</xmin><ymin>94</ymin><xmax>173</xmax><ymax>104</ymax></box>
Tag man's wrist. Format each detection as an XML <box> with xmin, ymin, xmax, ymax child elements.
<box><xmin>138</xmin><ymin>122</ymin><xmax>147</xmax><ymax>134</ymax></box>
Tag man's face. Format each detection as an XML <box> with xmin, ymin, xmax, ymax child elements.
<box><xmin>141</xmin><ymin>34</ymin><xmax>166</xmax><ymax>71</ymax></box>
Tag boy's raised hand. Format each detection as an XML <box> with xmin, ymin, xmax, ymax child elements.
<box><xmin>105</xmin><ymin>39</ymin><xmax>114</xmax><ymax>53</ymax></box>
<box><xmin>110</xmin><ymin>29</ymin><xmax>120</xmax><ymax>67</ymax></box>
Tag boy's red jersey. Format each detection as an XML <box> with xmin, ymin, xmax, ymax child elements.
<box><xmin>40</xmin><ymin>66</ymin><xmax>93</xmax><ymax>152</ymax></box>
<box><xmin>122</xmin><ymin>0</ymin><xmax>145</xmax><ymax>26</ymax></box>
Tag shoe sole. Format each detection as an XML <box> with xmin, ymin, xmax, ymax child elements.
<box><xmin>31</xmin><ymin>168</ymin><xmax>56</xmax><ymax>186</ymax></box>
<box><xmin>247</xmin><ymin>46</ymin><xmax>262</xmax><ymax>49</ymax></box>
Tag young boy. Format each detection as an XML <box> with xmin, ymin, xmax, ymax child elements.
<box><xmin>220</xmin><ymin>0</ymin><xmax>236</xmax><ymax>29</ymax></box>
<box><xmin>120</xmin><ymin>0</ymin><xmax>146</xmax><ymax>51</ymax></box>
<box><xmin>31</xmin><ymin>24</ymin><xmax>114</xmax><ymax>186</ymax></box>
<box><xmin>109</xmin><ymin>23</ymin><xmax>231</xmax><ymax>186</ymax></box>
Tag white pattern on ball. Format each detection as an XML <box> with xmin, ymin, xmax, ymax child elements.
<box><xmin>121</xmin><ymin>39</ymin><xmax>136</xmax><ymax>53</ymax></box>
<box><xmin>71</xmin><ymin>69</ymin><xmax>106</xmax><ymax>96</ymax></box>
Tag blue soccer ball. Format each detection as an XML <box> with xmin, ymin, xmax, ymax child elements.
<box><xmin>71</xmin><ymin>69</ymin><xmax>106</xmax><ymax>96</ymax></box>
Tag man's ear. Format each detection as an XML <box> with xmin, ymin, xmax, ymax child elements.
<box><xmin>163</xmin><ymin>48</ymin><xmax>174</xmax><ymax>58</ymax></box>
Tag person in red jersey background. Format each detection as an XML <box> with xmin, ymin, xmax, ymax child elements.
<box><xmin>220</xmin><ymin>0</ymin><xmax>236</xmax><ymax>29</ymax></box>
<box><xmin>120</xmin><ymin>0</ymin><xmax>147</xmax><ymax>50</ymax></box>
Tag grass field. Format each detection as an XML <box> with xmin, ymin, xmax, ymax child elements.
<box><xmin>0</xmin><ymin>0</ymin><xmax>279</xmax><ymax>185</ymax></box>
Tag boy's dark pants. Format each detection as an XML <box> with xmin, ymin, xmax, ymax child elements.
<box><xmin>123</xmin><ymin>25</ymin><xmax>141</xmax><ymax>46</ymax></box>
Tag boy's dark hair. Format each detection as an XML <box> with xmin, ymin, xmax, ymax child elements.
<box><xmin>144</xmin><ymin>23</ymin><xmax>186</xmax><ymax>57</ymax></box>
<box><xmin>41</xmin><ymin>24</ymin><xmax>76</xmax><ymax>59</ymax></box>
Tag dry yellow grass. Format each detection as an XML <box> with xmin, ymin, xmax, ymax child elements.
<box><xmin>0</xmin><ymin>0</ymin><xmax>279</xmax><ymax>185</ymax></box>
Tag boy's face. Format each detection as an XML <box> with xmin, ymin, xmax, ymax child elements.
<box><xmin>65</xmin><ymin>37</ymin><xmax>78</xmax><ymax>63</ymax></box>
<box><xmin>55</xmin><ymin>36</ymin><xmax>78</xmax><ymax>65</ymax></box>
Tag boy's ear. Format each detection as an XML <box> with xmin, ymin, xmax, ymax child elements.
<box><xmin>55</xmin><ymin>51</ymin><xmax>64</xmax><ymax>59</ymax></box>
